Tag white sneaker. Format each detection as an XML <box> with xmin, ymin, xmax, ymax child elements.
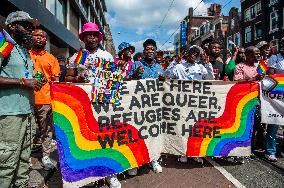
<box><xmin>193</xmin><ymin>157</ymin><xmax>203</xmax><ymax>164</ymax></box>
<box><xmin>179</xmin><ymin>156</ymin><xmax>188</xmax><ymax>163</ymax></box>
<box><xmin>106</xmin><ymin>175</ymin><xmax>121</xmax><ymax>188</ymax></box>
<box><xmin>265</xmin><ymin>154</ymin><xmax>277</xmax><ymax>162</ymax></box>
<box><xmin>128</xmin><ymin>168</ymin><xmax>138</xmax><ymax>176</ymax></box>
<box><xmin>151</xmin><ymin>161</ymin><xmax>162</xmax><ymax>173</ymax></box>
<box><xmin>42</xmin><ymin>156</ymin><xmax>55</xmax><ymax>170</ymax></box>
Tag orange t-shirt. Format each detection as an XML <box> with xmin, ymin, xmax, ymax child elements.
<box><xmin>30</xmin><ymin>49</ymin><xmax>60</xmax><ymax>105</ymax></box>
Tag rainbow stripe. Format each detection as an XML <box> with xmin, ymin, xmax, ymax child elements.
<box><xmin>269</xmin><ymin>74</ymin><xmax>284</xmax><ymax>94</ymax></box>
<box><xmin>257</xmin><ymin>59</ymin><xmax>269</xmax><ymax>75</ymax></box>
<box><xmin>51</xmin><ymin>83</ymin><xmax>150</xmax><ymax>186</ymax></box>
<box><xmin>0</xmin><ymin>29</ymin><xmax>15</xmax><ymax>58</ymax></box>
<box><xmin>187</xmin><ymin>82</ymin><xmax>259</xmax><ymax>156</ymax></box>
<box><xmin>74</xmin><ymin>49</ymin><xmax>88</xmax><ymax>65</ymax></box>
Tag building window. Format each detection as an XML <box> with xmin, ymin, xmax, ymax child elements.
<box><xmin>256</xmin><ymin>2</ymin><xmax>261</xmax><ymax>14</ymax></box>
<box><xmin>46</xmin><ymin>0</ymin><xmax>67</xmax><ymax>25</ymax></box>
<box><xmin>244</xmin><ymin>9</ymin><xmax>250</xmax><ymax>21</ymax></box>
<box><xmin>70</xmin><ymin>6</ymin><xmax>79</xmax><ymax>36</ymax></box>
<box><xmin>270</xmin><ymin>11</ymin><xmax>278</xmax><ymax>31</ymax></box>
<box><xmin>231</xmin><ymin>18</ymin><xmax>235</xmax><ymax>29</ymax></box>
<box><xmin>245</xmin><ymin>26</ymin><xmax>251</xmax><ymax>43</ymax></box>
<box><xmin>227</xmin><ymin>36</ymin><xmax>233</xmax><ymax>50</ymax></box>
<box><xmin>56</xmin><ymin>0</ymin><xmax>67</xmax><ymax>25</ymax></box>
<box><xmin>255</xmin><ymin>22</ymin><xmax>263</xmax><ymax>39</ymax></box>
<box><xmin>250</xmin><ymin>6</ymin><xmax>256</xmax><ymax>19</ymax></box>
<box><xmin>235</xmin><ymin>32</ymin><xmax>240</xmax><ymax>46</ymax></box>
<box><xmin>46</xmin><ymin>0</ymin><xmax>56</xmax><ymax>15</ymax></box>
<box><xmin>81</xmin><ymin>0</ymin><xmax>89</xmax><ymax>18</ymax></box>
<box><xmin>270</xmin><ymin>0</ymin><xmax>278</xmax><ymax>6</ymax></box>
<box><xmin>200</xmin><ymin>25</ymin><xmax>205</xmax><ymax>36</ymax></box>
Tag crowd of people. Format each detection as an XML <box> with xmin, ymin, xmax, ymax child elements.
<box><xmin>0</xmin><ymin>10</ymin><xmax>284</xmax><ymax>188</ymax></box>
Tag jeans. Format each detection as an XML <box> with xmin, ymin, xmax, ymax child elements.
<box><xmin>34</xmin><ymin>105</ymin><xmax>54</xmax><ymax>157</ymax></box>
<box><xmin>266</xmin><ymin>124</ymin><xmax>279</xmax><ymax>155</ymax></box>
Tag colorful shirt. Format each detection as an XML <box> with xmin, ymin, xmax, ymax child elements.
<box><xmin>30</xmin><ymin>49</ymin><xmax>60</xmax><ymax>105</ymax></box>
<box><xmin>69</xmin><ymin>48</ymin><xmax>113</xmax><ymax>82</ymax></box>
<box><xmin>128</xmin><ymin>59</ymin><xmax>164</xmax><ymax>79</ymax></box>
<box><xmin>0</xmin><ymin>44</ymin><xmax>34</xmax><ymax>115</ymax></box>
<box><xmin>234</xmin><ymin>63</ymin><xmax>257</xmax><ymax>81</ymax></box>
<box><xmin>171</xmin><ymin>62</ymin><xmax>214</xmax><ymax>80</ymax></box>
<box><xmin>268</xmin><ymin>53</ymin><xmax>284</xmax><ymax>74</ymax></box>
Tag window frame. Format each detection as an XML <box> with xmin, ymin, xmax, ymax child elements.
<box><xmin>245</xmin><ymin>26</ymin><xmax>252</xmax><ymax>43</ymax></box>
<box><xmin>270</xmin><ymin>11</ymin><xmax>279</xmax><ymax>32</ymax></box>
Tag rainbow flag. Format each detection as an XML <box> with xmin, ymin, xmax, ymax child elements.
<box><xmin>269</xmin><ymin>74</ymin><xmax>284</xmax><ymax>94</ymax></box>
<box><xmin>74</xmin><ymin>49</ymin><xmax>88</xmax><ymax>65</ymax></box>
<box><xmin>0</xmin><ymin>29</ymin><xmax>16</xmax><ymax>58</ymax></box>
<box><xmin>257</xmin><ymin>59</ymin><xmax>269</xmax><ymax>75</ymax></box>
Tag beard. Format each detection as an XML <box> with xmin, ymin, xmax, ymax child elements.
<box><xmin>13</xmin><ymin>27</ymin><xmax>33</xmax><ymax>48</ymax></box>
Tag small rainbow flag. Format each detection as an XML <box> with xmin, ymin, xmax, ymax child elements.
<box><xmin>257</xmin><ymin>59</ymin><xmax>269</xmax><ymax>75</ymax></box>
<box><xmin>0</xmin><ymin>29</ymin><xmax>16</xmax><ymax>58</ymax></box>
<box><xmin>74</xmin><ymin>49</ymin><xmax>88</xmax><ymax>65</ymax></box>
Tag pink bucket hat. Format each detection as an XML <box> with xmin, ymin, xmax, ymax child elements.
<box><xmin>79</xmin><ymin>22</ymin><xmax>103</xmax><ymax>42</ymax></box>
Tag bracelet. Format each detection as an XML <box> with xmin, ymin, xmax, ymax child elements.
<box><xmin>20</xmin><ymin>78</ymin><xmax>26</xmax><ymax>86</ymax></box>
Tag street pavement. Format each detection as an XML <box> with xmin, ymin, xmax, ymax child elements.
<box><xmin>29</xmin><ymin>131</ymin><xmax>284</xmax><ymax>188</ymax></box>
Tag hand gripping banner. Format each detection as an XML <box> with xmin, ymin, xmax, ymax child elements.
<box><xmin>51</xmin><ymin>80</ymin><xmax>259</xmax><ymax>187</ymax></box>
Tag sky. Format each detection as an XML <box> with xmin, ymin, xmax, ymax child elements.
<box><xmin>105</xmin><ymin>0</ymin><xmax>241</xmax><ymax>53</ymax></box>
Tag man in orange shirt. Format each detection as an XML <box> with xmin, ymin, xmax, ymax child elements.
<box><xmin>30</xmin><ymin>28</ymin><xmax>60</xmax><ymax>170</ymax></box>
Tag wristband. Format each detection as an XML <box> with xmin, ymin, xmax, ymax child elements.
<box><xmin>20</xmin><ymin>78</ymin><xmax>25</xmax><ymax>86</ymax></box>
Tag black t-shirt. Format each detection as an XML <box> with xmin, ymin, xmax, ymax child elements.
<box><xmin>210</xmin><ymin>60</ymin><xmax>225</xmax><ymax>80</ymax></box>
<box><xmin>59</xmin><ymin>65</ymin><xmax>67</xmax><ymax>82</ymax></box>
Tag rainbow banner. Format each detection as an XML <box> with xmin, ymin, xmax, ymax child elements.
<box><xmin>0</xmin><ymin>29</ymin><xmax>16</xmax><ymax>58</ymax></box>
<box><xmin>260</xmin><ymin>74</ymin><xmax>284</xmax><ymax>125</ymax></box>
<box><xmin>256</xmin><ymin>59</ymin><xmax>269</xmax><ymax>75</ymax></box>
<box><xmin>74</xmin><ymin>49</ymin><xmax>88</xmax><ymax>65</ymax></box>
<box><xmin>51</xmin><ymin>80</ymin><xmax>258</xmax><ymax>187</ymax></box>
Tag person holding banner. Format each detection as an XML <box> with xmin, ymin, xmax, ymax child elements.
<box><xmin>65</xmin><ymin>22</ymin><xmax>122</xmax><ymax>188</ymax></box>
<box><xmin>0</xmin><ymin>11</ymin><xmax>44</xmax><ymax>188</ymax></box>
<box><xmin>169</xmin><ymin>45</ymin><xmax>214</xmax><ymax>81</ymax></box>
<box><xmin>209</xmin><ymin>40</ymin><xmax>225</xmax><ymax>80</ymax></box>
<box><xmin>128</xmin><ymin>38</ymin><xmax>164</xmax><ymax>175</ymax></box>
<box><xmin>114</xmin><ymin>42</ymin><xmax>135</xmax><ymax>77</ymax></box>
<box><xmin>265</xmin><ymin>37</ymin><xmax>284</xmax><ymax>162</ymax></box>
<box><xmin>234</xmin><ymin>46</ymin><xmax>261</xmax><ymax>81</ymax></box>
<box><xmin>167</xmin><ymin>45</ymin><xmax>214</xmax><ymax>164</ymax></box>
<box><xmin>225</xmin><ymin>47</ymin><xmax>246</xmax><ymax>81</ymax></box>
<box><xmin>65</xmin><ymin>22</ymin><xmax>113</xmax><ymax>83</ymax></box>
